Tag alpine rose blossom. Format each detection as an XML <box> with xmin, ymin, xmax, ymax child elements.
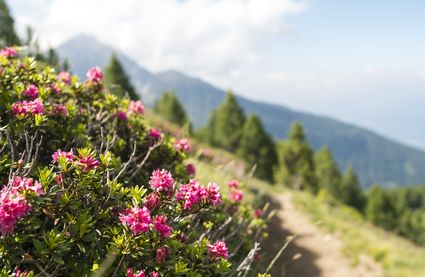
<box><xmin>227</xmin><ymin>180</ymin><xmax>239</xmax><ymax>189</ymax></box>
<box><xmin>254</xmin><ymin>208</ymin><xmax>263</xmax><ymax>218</ymax></box>
<box><xmin>156</xmin><ymin>247</ymin><xmax>169</xmax><ymax>264</ymax></box>
<box><xmin>149</xmin><ymin>169</ymin><xmax>174</xmax><ymax>192</ymax></box>
<box><xmin>149</xmin><ymin>272</ymin><xmax>159</xmax><ymax>277</ymax></box>
<box><xmin>207</xmin><ymin>240</ymin><xmax>229</xmax><ymax>259</ymax></box>
<box><xmin>128</xmin><ymin>100</ymin><xmax>144</xmax><ymax>114</ymax></box>
<box><xmin>52</xmin><ymin>149</ymin><xmax>75</xmax><ymax>164</ymax></box>
<box><xmin>206</xmin><ymin>183</ymin><xmax>222</xmax><ymax>206</ymax></box>
<box><xmin>12</xmin><ymin>177</ymin><xmax>44</xmax><ymax>196</ymax></box>
<box><xmin>145</xmin><ymin>193</ymin><xmax>160</xmax><ymax>211</ymax></box>
<box><xmin>13</xmin><ymin>268</ymin><xmax>29</xmax><ymax>277</ymax></box>
<box><xmin>51</xmin><ymin>103</ymin><xmax>68</xmax><ymax>116</ymax></box>
<box><xmin>174</xmin><ymin>138</ymin><xmax>191</xmax><ymax>152</ymax></box>
<box><xmin>186</xmin><ymin>163</ymin><xmax>196</xmax><ymax>176</ymax></box>
<box><xmin>119</xmin><ymin>206</ymin><xmax>152</xmax><ymax>235</ymax></box>
<box><xmin>22</xmin><ymin>85</ymin><xmax>39</xmax><ymax>100</ymax></box>
<box><xmin>175</xmin><ymin>179</ymin><xmax>208</xmax><ymax>210</ymax></box>
<box><xmin>127</xmin><ymin>268</ymin><xmax>145</xmax><ymax>277</ymax></box>
<box><xmin>57</xmin><ymin>71</ymin><xmax>71</xmax><ymax>84</ymax></box>
<box><xmin>50</xmin><ymin>83</ymin><xmax>62</xmax><ymax>94</ymax></box>
<box><xmin>78</xmin><ymin>154</ymin><xmax>100</xmax><ymax>171</ymax></box>
<box><xmin>229</xmin><ymin>189</ymin><xmax>243</xmax><ymax>202</ymax></box>
<box><xmin>0</xmin><ymin>47</ymin><xmax>17</xmax><ymax>58</ymax></box>
<box><xmin>154</xmin><ymin>215</ymin><xmax>172</xmax><ymax>238</ymax></box>
<box><xmin>116</xmin><ymin>110</ymin><xmax>128</xmax><ymax>121</ymax></box>
<box><xmin>148</xmin><ymin>129</ymin><xmax>162</xmax><ymax>140</ymax></box>
<box><xmin>87</xmin><ymin>67</ymin><xmax>103</xmax><ymax>83</ymax></box>
<box><xmin>12</xmin><ymin>99</ymin><xmax>45</xmax><ymax>117</ymax></box>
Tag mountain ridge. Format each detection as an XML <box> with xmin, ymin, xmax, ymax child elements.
<box><xmin>56</xmin><ymin>34</ymin><xmax>425</xmax><ymax>187</ymax></box>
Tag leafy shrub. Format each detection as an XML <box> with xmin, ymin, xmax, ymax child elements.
<box><xmin>0</xmin><ymin>48</ymin><xmax>267</xmax><ymax>276</ymax></box>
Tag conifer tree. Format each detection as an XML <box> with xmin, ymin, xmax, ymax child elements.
<box><xmin>339</xmin><ymin>166</ymin><xmax>365</xmax><ymax>210</ymax></box>
<box><xmin>104</xmin><ymin>54</ymin><xmax>139</xmax><ymax>100</ymax></box>
<box><xmin>365</xmin><ymin>184</ymin><xmax>396</xmax><ymax>229</ymax></box>
<box><xmin>274</xmin><ymin>122</ymin><xmax>317</xmax><ymax>193</ymax></box>
<box><xmin>203</xmin><ymin>92</ymin><xmax>245</xmax><ymax>152</ymax></box>
<box><xmin>0</xmin><ymin>0</ymin><xmax>20</xmax><ymax>47</ymax></box>
<box><xmin>314</xmin><ymin>146</ymin><xmax>341</xmax><ymax>196</ymax></box>
<box><xmin>237</xmin><ymin>114</ymin><xmax>277</xmax><ymax>182</ymax></box>
<box><xmin>154</xmin><ymin>91</ymin><xmax>189</xmax><ymax>126</ymax></box>
<box><xmin>46</xmin><ymin>48</ymin><xmax>59</xmax><ymax>68</ymax></box>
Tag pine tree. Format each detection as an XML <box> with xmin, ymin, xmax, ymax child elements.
<box><xmin>202</xmin><ymin>92</ymin><xmax>245</xmax><ymax>152</ymax></box>
<box><xmin>237</xmin><ymin>114</ymin><xmax>277</xmax><ymax>182</ymax></box>
<box><xmin>339</xmin><ymin>166</ymin><xmax>365</xmax><ymax>210</ymax></box>
<box><xmin>365</xmin><ymin>184</ymin><xmax>396</xmax><ymax>229</ymax></box>
<box><xmin>154</xmin><ymin>91</ymin><xmax>189</xmax><ymax>126</ymax></box>
<box><xmin>0</xmin><ymin>0</ymin><xmax>20</xmax><ymax>47</ymax></box>
<box><xmin>314</xmin><ymin>146</ymin><xmax>341</xmax><ymax>196</ymax></box>
<box><xmin>46</xmin><ymin>48</ymin><xmax>59</xmax><ymax>68</ymax></box>
<box><xmin>104</xmin><ymin>54</ymin><xmax>139</xmax><ymax>100</ymax></box>
<box><xmin>274</xmin><ymin>122</ymin><xmax>317</xmax><ymax>193</ymax></box>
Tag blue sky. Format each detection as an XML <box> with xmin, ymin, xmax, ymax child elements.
<box><xmin>8</xmin><ymin>0</ymin><xmax>425</xmax><ymax>149</ymax></box>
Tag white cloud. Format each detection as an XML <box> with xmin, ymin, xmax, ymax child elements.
<box><xmin>11</xmin><ymin>0</ymin><xmax>307</xmax><ymax>77</ymax></box>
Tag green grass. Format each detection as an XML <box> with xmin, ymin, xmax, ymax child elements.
<box><xmin>292</xmin><ymin>189</ymin><xmax>425</xmax><ymax>277</ymax></box>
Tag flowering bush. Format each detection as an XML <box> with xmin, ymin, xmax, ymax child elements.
<box><xmin>0</xmin><ymin>48</ymin><xmax>267</xmax><ymax>276</ymax></box>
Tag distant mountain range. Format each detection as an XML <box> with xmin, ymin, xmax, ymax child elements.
<box><xmin>57</xmin><ymin>34</ymin><xmax>425</xmax><ymax>188</ymax></box>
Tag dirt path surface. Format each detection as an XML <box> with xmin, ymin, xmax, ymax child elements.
<box><xmin>264</xmin><ymin>193</ymin><xmax>382</xmax><ymax>277</ymax></box>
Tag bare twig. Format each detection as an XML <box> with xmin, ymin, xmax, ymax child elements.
<box><xmin>264</xmin><ymin>235</ymin><xmax>296</xmax><ymax>274</ymax></box>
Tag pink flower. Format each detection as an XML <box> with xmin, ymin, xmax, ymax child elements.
<box><xmin>116</xmin><ymin>110</ymin><xmax>128</xmax><ymax>121</ymax></box>
<box><xmin>254</xmin><ymin>208</ymin><xmax>263</xmax><ymax>218</ymax></box>
<box><xmin>154</xmin><ymin>215</ymin><xmax>172</xmax><ymax>238</ymax></box>
<box><xmin>127</xmin><ymin>268</ymin><xmax>145</xmax><ymax>277</ymax></box>
<box><xmin>78</xmin><ymin>154</ymin><xmax>100</xmax><ymax>171</ymax></box>
<box><xmin>22</xmin><ymin>85</ymin><xmax>39</xmax><ymax>100</ymax></box>
<box><xmin>13</xmin><ymin>267</ymin><xmax>29</xmax><ymax>277</ymax></box>
<box><xmin>149</xmin><ymin>272</ymin><xmax>159</xmax><ymax>277</ymax></box>
<box><xmin>0</xmin><ymin>47</ymin><xmax>17</xmax><ymax>58</ymax></box>
<box><xmin>186</xmin><ymin>163</ymin><xmax>196</xmax><ymax>176</ymax></box>
<box><xmin>148</xmin><ymin>129</ymin><xmax>162</xmax><ymax>140</ymax></box>
<box><xmin>207</xmin><ymin>240</ymin><xmax>229</xmax><ymax>259</ymax></box>
<box><xmin>57</xmin><ymin>71</ymin><xmax>71</xmax><ymax>85</ymax></box>
<box><xmin>175</xmin><ymin>179</ymin><xmax>208</xmax><ymax>210</ymax></box>
<box><xmin>12</xmin><ymin>177</ymin><xmax>44</xmax><ymax>196</ymax></box>
<box><xmin>50</xmin><ymin>83</ymin><xmax>62</xmax><ymax>94</ymax></box>
<box><xmin>145</xmin><ymin>193</ymin><xmax>160</xmax><ymax>211</ymax></box>
<box><xmin>229</xmin><ymin>189</ymin><xmax>243</xmax><ymax>202</ymax></box>
<box><xmin>149</xmin><ymin>169</ymin><xmax>174</xmax><ymax>192</ymax></box>
<box><xmin>128</xmin><ymin>100</ymin><xmax>144</xmax><ymax>115</ymax></box>
<box><xmin>227</xmin><ymin>180</ymin><xmax>239</xmax><ymax>189</ymax></box>
<box><xmin>206</xmin><ymin>183</ymin><xmax>222</xmax><ymax>206</ymax></box>
<box><xmin>156</xmin><ymin>247</ymin><xmax>169</xmax><ymax>264</ymax></box>
<box><xmin>52</xmin><ymin>149</ymin><xmax>75</xmax><ymax>164</ymax></box>
<box><xmin>119</xmin><ymin>206</ymin><xmax>152</xmax><ymax>235</ymax></box>
<box><xmin>12</xmin><ymin>99</ymin><xmax>45</xmax><ymax>117</ymax></box>
<box><xmin>87</xmin><ymin>67</ymin><xmax>103</xmax><ymax>83</ymax></box>
<box><xmin>51</xmin><ymin>103</ymin><xmax>68</xmax><ymax>116</ymax></box>
<box><xmin>174</xmin><ymin>138</ymin><xmax>191</xmax><ymax>152</ymax></box>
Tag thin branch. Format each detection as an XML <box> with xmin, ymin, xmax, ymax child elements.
<box><xmin>264</xmin><ymin>235</ymin><xmax>296</xmax><ymax>274</ymax></box>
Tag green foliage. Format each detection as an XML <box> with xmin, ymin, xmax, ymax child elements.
<box><xmin>339</xmin><ymin>166</ymin><xmax>365</xmax><ymax>211</ymax></box>
<box><xmin>154</xmin><ymin>91</ymin><xmax>189</xmax><ymax>127</ymax></box>
<box><xmin>200</xmin><ymin>92</ymin><xmax>245</xmax><ymax>152</ymax></box>
<box><xmin>314</xmin><ymin>146</ymin><xmax>341</xmax><ymax>196</ymax></box>
<box><xmin>104</xmin><ymin>54</ymin><xmax>139</xmax><ymax>100</ymax></box>
<box><xmin>365</xmin><ymin>185</ymin><xmax>396</xmax><ymax>230</ymax></box>
<box><xmin>237</xmin><ymin>114</ymin><xmax>277</xmax><ymax>182</ymax></box>
<box><xmin>0</xmin><ymin>0</ymin><xmax>20</xmax><ymax>47</ymax></box>
<box><xmin>274</xmin><ymin>122</ymin><xmax>317</xmax><ymax>193</ymax></box>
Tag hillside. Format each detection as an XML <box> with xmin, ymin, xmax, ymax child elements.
<box><xmin>56</xmin><ymin>34</ymin><xmax>425</xmax><ymax>187</ymax></box>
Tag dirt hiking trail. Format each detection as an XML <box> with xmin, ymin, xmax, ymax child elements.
<box><xmin>264</xmin><ymin>193</ymin><xmax>382</xmax><ymax>277</ymax></box>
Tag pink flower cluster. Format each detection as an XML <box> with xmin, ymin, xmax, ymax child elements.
<box><xmin>154</xmin><ymin>215</ymin><xmax>172</xmax><ymax>238</ymax></box>
<box><xmin>116</xmin><ymin>110</ymin><xmax>128</xmax><ymax>121</ymax></box>
<box><xmin>13</xmin><ymin>268</ymin><xmax>29</xmax><ymax>277</ymax></box>
<box><xmin>148</xmin><ymin>129</ymin><xmax>162</xmax><ymax>140</ymax></box>
<box><xmin>78</xmin><ymin>154</ymin><xmax>101</xmax><ymax>171</ymax></box>
<box><xmin>156</xmin><ymin>246</ymin><xmax>169</xmax><ymax>264</ymax></box>
<box><xmin>57</xmin><ymin>71</ymin><xmax>71</xmax><ymax>85</ymax></box>
<box><xmin>22</xmin><ymin>85</ymin><xmax>39</xmax><ymax>100</ymax></box>
<box><xmin>50</xmin><ymin>83</ymin><xmax>62</xmax><ymax>94</ymax></box>
<box><xmin>174</xmin><ymin>138</ymin><xmax>191</xmax><ymax>152</ymax></box>
<box><xmin>207</xmin><ymin>240</ymin><xmax>229</xmax><ymax>259</ymax></box>
<box><xmin>52</xmin><ymin>149</ymin><xmax>75</xmax><ymax>164</ymax></box>
<box><xmin>12</xmin><ymin>99</ymin><xmax>45</xmax><ymax>117</ymax></box>
<box><xmin>228</xmin><ymin>179</ymin><xmax>243</xmax><ymax>202</ymax></box>
<box><xmin>175</xmin><ymin>179</ymin><xmax>222</xmax><ymax>210</ymax></box>
<box><xmin>0</xmin><ymin>177</ymin><xmax>44</xmax><ymax>235</ymax></box>
<box><xmin>186</xmin><ymin>163</ymin><xmax>196</xmax><ymax>176</ymax></box>
<box><xmin>127</xmin><ymin>268</ymin><xmax>159</xmax><ymax>277</ymax></box>
<box><xmin>149</xmin><ymin>169</ymin><xmax>174</xmax><ymax>192</ymax></box>
<box><xmin>128</xmin><ymin>100</ymin><xmax>144</xmax><ymax>115</ymax></box>
<box><xmin>119</xmin><ymin>206</ymin><xmax>152</xmax><ymax>235</ymax></box>
<box><xmin>51</xmin><ymin>103</ymin><xmax>68</xmax><ymax>116</ymax></box>
<box><xmin>0</xmin><ymin>47</ymin><xmax>17</xmax><ymax>58</ymax></box>
<box><xmin>87</xmin><ymin>67</ymin><xmax>103</xmax><ymax>83</ymax></box>
<box><xmin>145</xmin><ymin>193</ymin><xmax>160</xmax><ymax>211</ymax></box>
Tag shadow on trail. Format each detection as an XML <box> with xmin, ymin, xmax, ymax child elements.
<box><xmin>258</xmin><ymin>192</ymin><xmax>321</xmax><ymax>277</ymax></box>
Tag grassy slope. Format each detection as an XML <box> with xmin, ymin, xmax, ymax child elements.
<box><xmin>147</xmin><ymin>111</ymin><xmax>425</xmax><ymax>276</ymax></box>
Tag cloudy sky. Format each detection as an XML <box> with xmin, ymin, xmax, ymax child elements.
<box><xmin>7</xmin><ymin>0</ymin><xmax>425</xmax><ymax>149</ymax></box>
